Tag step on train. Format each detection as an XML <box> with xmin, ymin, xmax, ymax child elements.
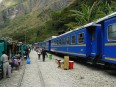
<box><xmin>38</xmin><ymin>12</ymin><xmax>116</xmax><ymax>67</ymax></box>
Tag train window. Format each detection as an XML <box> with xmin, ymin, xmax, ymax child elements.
<box><xmin>55</xmin><ymin>40</ymin><xmax>57</xmax><ymax>45</ymax></box>
<box><xmin>78</xmin><ymin>33</ymin><xmax>84</xmax><ymax>43</ymax></box>
<box><xmin>62</xmin><ymin>38</ymin><xmax>65</xmax><ymax>45</ymax></box>
<box><xmin>57</xmin><ymin>40</ymin><xmax>58</xmax><ymax>45</ymax></box>
<box><xmin>64</xmin><ymin>38</ymin><xmax>65</xmax><ymax>45</ymax></box>
<box><xmin>108</xmin><ymin>24</ymin><xmax>116</xmax><ymax>41</ymax></box>
<box><xmin>66</xmin><ymin>37</ymin><xmax>70</xmax><ymax>45</ymax></box>
<box><xmin>53</xmin><ymin>40</ymin><xmax>55</xmax><ymax>45</ymax></box>
<box><xmin>54</xmin><ymin>41</ymin><xmax>55</xmax><ymax>45</ymax></box>
<box><xmin>61</xmin><ymin>39</ymin><xmax>63</xmax><ymax>45</ymax></box>
<box><xmin>71</xmin><ymin>35</ymin><xmax>76</xmax><ymax>44</ymax></box>
<box><xmin>53</xmin><ymin>41</ymin><xmax>54</xmax><ymax>45</ymax></box>
<box><xmin>59</xmin><ymin>39</ymin><xmax>61</xmax><ymax>45</ymax></box>
<box><xmin>58</xmin><ymin>40</ymin><xmax>59</xmax><ymax>45</ymax></box>
<box><xmin>60</xmin><ymin>39</ymin><xmax>62</xmax><ymax>45</ymax></box>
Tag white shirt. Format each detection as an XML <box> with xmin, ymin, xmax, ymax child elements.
<box><xmin>1</xmin><ymin>54</ymin><xmax>8</xmax><ymax>63</ymax></box>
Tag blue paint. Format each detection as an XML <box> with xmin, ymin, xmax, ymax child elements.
<box><xmin>39</xmin><ymin>14</ymin><xmax>116</xmax><ymax>65</ymax></box>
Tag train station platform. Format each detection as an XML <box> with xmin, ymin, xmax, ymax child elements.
<box><xmin>0</xmin><ymin>51</ymin><xmax>116</xmax><ymax>87</ymax></box>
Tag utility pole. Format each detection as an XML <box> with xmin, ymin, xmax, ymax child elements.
<box><xmin>25</xmin><ymin>31</ymin><xmax>26</xmax><ymax>44</ymax></box>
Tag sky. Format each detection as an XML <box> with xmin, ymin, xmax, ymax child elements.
<box><xmin>0</xmin><ymin>0</ymin><xmax>2</xmax><ymax>3</ymax></box>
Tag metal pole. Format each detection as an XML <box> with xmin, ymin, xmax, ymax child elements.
<box><xmin>25</xmin><ymin>31</ymin><xmax>26</xmax><ymax>44</ymax></box>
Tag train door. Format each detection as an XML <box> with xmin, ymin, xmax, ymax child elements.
<box><xmin>91</xmin><ymin>29</ymin><xmax>96</xmax><ymax>55</ymax></box>
<box><xmin>49</xmin><ymin>40</ymin><xmax>51</xmax><ymax>51</ymax></box>
<box><xmin>88</xmin><ymin>26</ymin><xmax>97</xmax><ymax>59</ymax></box>
<box><xmin>87</xmin><ymin>26</ymin><xmax>102</xmax><ymax>64</ymax></box>
<box><xmin>90</xmin><ymin>28</ymin><xmax>97</xmax><ymax>57</ymax></box>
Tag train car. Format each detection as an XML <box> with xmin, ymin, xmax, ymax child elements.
<box><xmin>44</xmin><ymin>36</ymin><xmax>57</xmax><ymax>51</ymax></box>
<box><xmin>44</xmin><ymin>12</ymin><xmax>116</xmax><ymax>66</ymax></box>
<box><xmin>51</xmin><ymin>22</ymin><xmax>102</xmax><ymax>63</ymax></box>
<box><xmin>94</xmin><ymin>12</ymin><xmax>116</xmax><ymax>65</ymax></box>
<box><xmin>50</xmin><ymin>12</ymin><xmax>116</xmax><ymax>65</ymax></box>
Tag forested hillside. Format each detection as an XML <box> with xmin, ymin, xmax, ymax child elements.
<box><xmin>0</xmin><ymin>0</ymin><xmax>116</xmax><ymax>43</ymax></box>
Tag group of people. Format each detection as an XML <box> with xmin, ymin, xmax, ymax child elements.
<box><xmin>36</xmin><ymin>47</ymin><xmax>47</xmax><ymax>62</ymax></box>
<box><xmin>0</xmin><ymin>46</ymin><xmax>46</xmax><ymax>78</ymax></box>
<box><xmin>1</xmin><ymin>51</ymin><xmax>21</xmax><ymax>79</ymax></box>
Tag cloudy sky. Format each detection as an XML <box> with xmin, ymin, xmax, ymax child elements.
<box><xmin>0</xmin><ymin>0</ymin><xmax>2</xmax><ymax>3</ymax></box>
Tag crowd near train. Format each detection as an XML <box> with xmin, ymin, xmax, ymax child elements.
<box><xmin>0</xmin><ymin>40</ymin><xmax>30</xmax><ymax>79</ymax></box>
<box><xmin>38</xmin><ymin>12</ymin><xmax>116</xmax><ymax>67</ymax></box>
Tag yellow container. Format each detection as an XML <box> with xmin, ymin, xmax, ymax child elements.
<box><xmin>63</xmin><ymin>56</ymin><xmax>69</xmax><ymax>70</ymax></box>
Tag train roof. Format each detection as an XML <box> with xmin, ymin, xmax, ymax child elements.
<box><xmin>56</xmin><ymin>22</ymin><xmax>97</xmax><ymax>38</ymax></box>
<box><xmin>95</xmin><ymin>12</ymin><xmax>116</xmax><ymax>23</ymax></box>
<box><xmin>44</xmin><ymin>36</ymin><xmax>57</xmax><ymax>41</ymax></box>
<box><xmin>55</xmin><ymin>12</ymin><xmax>116</xmax><ymax>38</ymax></box>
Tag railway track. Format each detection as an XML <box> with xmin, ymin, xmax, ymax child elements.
<box><xmin>37</xmin><ymin>62</ymin><xmax>45</xmax><ymax>87</ymax></box>
<box><xmin>17</xmin><ymin>60</ymin><xmax>26</xmax><ymax>87</ymax></box>
<box><xmin>36</xmin><ymin>51</ymin><xmax>46</xmax><ymax>87</ymax></box>
<box><xmin>17</xmin><ymin>51</ymin><xmax>45</xmax><ymax>87</ymax></box>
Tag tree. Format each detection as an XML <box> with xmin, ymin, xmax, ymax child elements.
<box><xmin>69</xmin><ymin>1</ymin><xmax>106</xmax><ymax>26</ymax></box>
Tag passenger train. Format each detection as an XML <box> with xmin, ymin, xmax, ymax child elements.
<box><xmin>38</xmin><ymin>12</ymin><xmax>116</xmax><ymax>67</ymax></box>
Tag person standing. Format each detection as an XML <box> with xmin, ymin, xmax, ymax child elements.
<box><xmin>25</xmin><ymin>47</ymin><xmax>29</xmax><ymax>58</ymax></box>
<box><xmin>1</xmin><ymin>51</ymin><xmax>10</xmax><ymax>78</ymax></box>
<box><xmin>41</xmin><ymin>48</ymin><xmax>47</xmax><ymax>62</ymax></box>
<box><xmin>36</xmin><ymin>47</ymin><xmax>41</xmax><ymax>60</ymax></box>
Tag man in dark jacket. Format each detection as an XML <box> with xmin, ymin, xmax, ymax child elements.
<box><xmin>25</xmin><ymin>48</ymin><xmax>29</xmax><ymax>58</ymax></box>
<box><xmin>41</xmin><ymin>48</ymin><xmax>47</xmax><ymax>62</ymax></box>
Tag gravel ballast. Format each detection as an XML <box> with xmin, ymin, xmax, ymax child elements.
<box><xmin>0</xmin><ymin>51</ymin><xmax>115</xmax><ymax>87</ymax></box>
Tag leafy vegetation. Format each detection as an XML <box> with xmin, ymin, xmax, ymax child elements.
<box><xmin>46</xmin><ymin>0</ymin><xmax>116</xmax><ymax>32</ymax></box>
<box><xmin>0</xmin><ymin>0</ymin><xmax>116</xmax><ymax>43</ymax></box>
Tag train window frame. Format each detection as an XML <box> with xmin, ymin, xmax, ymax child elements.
<box><xmin>78</xmin><ymin>33</ymin><xmax>84</xmax><ymax>44</ymax></box>
<box><xmin>66</xmin><ymin>37</ymin><xmax>70</xmax><ymax>45</ymax></box>
<box><xmin>71</xmin><ymin>35</ymin><xmax>76</xmax><ymax>44</ymax></box>
<box><xmin>107</xmin><ymin>23</ymin><xmax>116</xmax><ymax>41</ymax></box>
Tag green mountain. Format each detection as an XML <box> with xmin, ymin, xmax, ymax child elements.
<box><xmin>0</xmin><ymin>0</ymin><xmax>116</xmax><ymax>43</ymax></box>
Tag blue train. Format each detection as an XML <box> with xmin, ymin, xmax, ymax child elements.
<box><xmin>39</xmin><ymin>12</ymin><xmax>116</xmax><ymax>66</ymax></box>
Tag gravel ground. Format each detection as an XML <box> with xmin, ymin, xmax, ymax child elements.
<box><xmin>0</xmin><ymin>51</ymin><xmax>116</xmax><ymax>87</ymax></box>
<box><xmin>20</xmin><ymin>51</ymin><xmax>41</xmax><ymax>87</ymax></box>
<box><xmin>36</xmin><ymin>51</ymin><xmax>116</xmax><ymax>87</ymax></box>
